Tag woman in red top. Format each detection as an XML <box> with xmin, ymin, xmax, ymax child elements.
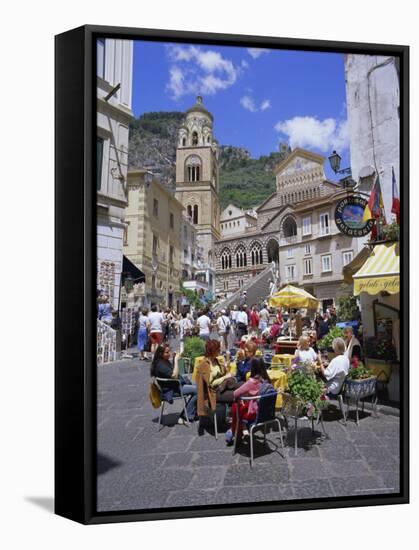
<box><xmin>248</xmin><ymin>305</ymin><xmax>260</xmax><ymax>332</ymax></box>
<box><xmin>225</xmin><ymin>357</ymin><xmax>271</xmax><ymax>445</ymax></box>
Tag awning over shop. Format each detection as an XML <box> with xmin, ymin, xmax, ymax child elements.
<box><xmin>353</xmin><ymin>242</ymin><xmax>399</xmax><ymax>295</ymax></box>
<box><xmin>122</xmin><ymin>256</ymin><xmax>145</xmax><ymax>283</ymax></box>
<box><xmin>343</xmin><ymin>246</ymin><xmax>371</xmax><ymax>285</ymax></box>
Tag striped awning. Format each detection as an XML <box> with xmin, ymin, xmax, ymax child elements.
<box><xmin>353</xmin><ymin>242</ymin><xmax>399</xmax><ymax>295</ymax></box>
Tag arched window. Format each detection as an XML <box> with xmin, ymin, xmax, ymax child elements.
<box><xmin>182</xmin><ymin>137</ymin><xmax>186</xmax><ymax>146</ymax></box>
<box><xmin>250</xmin><ymin>242</ymin><xmax>263</xmax><ymax>265</ymax></box>
<box><xmin>185</xmin><ymin>155</ymin><xmax>202</xmax><ymax>182</ymax></box>
<box><xmin>266</xmin><ymin>239</ymin><xmax>279</xmax><ymax>263</ymax></box>
<box><xmin>193</xmin><ymin>205</ymin><xmax>198</xmax><ymax>225</ymax></box>
<box><xmin>282</xmin><ymin>215</ymin><xmax>297</xmax><ymax>237</ymax></box>
<box><xmin>187</xmin><ymin>205</ymin><xmax>192</xmax><ymax>220</ymax></box>
<box><xmin>192</xmin><ymin>131</ymin><xmax>198</xmax><ymax>146</ymax></box>
<box><xmin>221</xmin><ymin>248</ymin><xmax>232</xmax><ymax>270</ymax></box>
<box><xmin>207</xmin><ymin>136</ymin><xmax>211</xmax><ymax>143</ymax></box>
<box><xmin>235</xmin><ymin>245</ymin><xmax>247</xmax><ymax>268</ymax></box>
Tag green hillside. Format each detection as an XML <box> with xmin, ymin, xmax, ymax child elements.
<box><xmin>128</xmin><ymin>111</ymin><xmax>290</xmax><ymax>210</ymax></box>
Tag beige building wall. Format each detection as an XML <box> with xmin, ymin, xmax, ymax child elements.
<box><xmin>124</xmin><ymin>170</ymin><xmax>184</xmax><ymax>308</ymax></box>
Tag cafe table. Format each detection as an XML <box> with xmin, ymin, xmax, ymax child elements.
<box><xmin>272</xmin><ymin>353</ymin><xmax>295</xmax><ymax>368</ymax></box>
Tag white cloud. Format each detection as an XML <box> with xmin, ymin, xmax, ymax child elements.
<box><xmin>240</xmin><ymin>95</ymin><xmax>258</xmax><ymax>113</ymax></box>
<box><xmin>240</xmin><ymin>95</ymin><xmax>271</xmax><ymax>113</ymax></box>
<box><xmin>166</xmin><ymin>45</ymin><xmax>243</xmax><ymax>99</ymax></box>
<box><xmin>247</xmin><ymin>48</ymin><xmax>270</xmax><ymax>59</ymax></box>
<box><xmin>260</xmin><ymin>99</ymin><xmax>271</xmax><ymax>111</ymax></box>
<box><xmin>274</xmin><ymin>115</ymin><xmax>349</xmax><ymax>152</ymax></box>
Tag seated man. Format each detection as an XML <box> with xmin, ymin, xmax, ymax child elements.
<box><xmin>319</xmin><ymin>337</ymin><xmax>349</xmax><ymax>398</ymax></box>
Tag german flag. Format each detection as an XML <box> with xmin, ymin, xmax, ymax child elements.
<box><xmin>363</xmin><ymin>175</ymin><xmax>385</xmax><ymax>222</ymax></box>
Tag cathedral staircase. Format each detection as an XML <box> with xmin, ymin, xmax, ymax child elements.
<box><xmin>214</xmin><ymin>263</ymin><xmax>277</xmax><ymax>312</ymax></box>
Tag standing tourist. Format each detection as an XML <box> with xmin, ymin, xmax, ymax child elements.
<box><xmin>236</xmin><ymin>306</ymin><xmax>249</xmax><ymax>340</ymax></box>
<box><xmin>178</xmin><ymin>311</ymin><xmax>193</xmax><ymax>353</ymax></box>
<box><xmin>248</xmin><ymin>305</ymin><xmax>260</xmax><ymax>334</ymax></box>
<box><xmin>258</xmin><ymin>303</ymin><xmax>270</xmax><ymax>335</ymax></box>
<box><xmin>216</xmin><ymin>309</ymin><xmax>230</xmax><ymax>352</ymax></box>
<box><xmin>197</xmin><ymin>308</ymin><xmax>212</xmax><ymax>341</ymax></box>
<box><xmin>137</xmin><ymin>309</ymin><xmax>150</xmax><ymax>361</ymax></box>
<box><xmin>148</xmin><ymin>304</ymin><xmax>165</xmax><ymax>354</ymax></box>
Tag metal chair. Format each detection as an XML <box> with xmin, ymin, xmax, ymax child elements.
<box><xmin>233</xmin><ymin>392</ymin><xmax>284</xmax><ymax>467</ymax></box>
<box><xmin>198</xmin><ymin>407</ymin><xmax>218</xmax><ymax>439</ymax></box>
<box><xmin>154</xmin><ymin>377</ymin><xmax>191</xmax><ymax>430</ymax></box>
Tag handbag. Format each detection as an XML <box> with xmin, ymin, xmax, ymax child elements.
<box><xmin>149</xmin><ymin>381</ymin><xmax>161</xmax><ymax>408</ymax></box>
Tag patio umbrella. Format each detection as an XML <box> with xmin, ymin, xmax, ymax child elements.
<box><xmin>269</xmin><ymin>285</ymin><xmax>319</xmax><ymax>339</ymax></box>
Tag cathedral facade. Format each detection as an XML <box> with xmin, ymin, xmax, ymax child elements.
<box><xmin>175</xmin><ymin>97</ymin><xmax>359</xmax><ymax>311</ymax></box>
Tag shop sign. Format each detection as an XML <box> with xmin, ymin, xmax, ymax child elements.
<box><xmin>334</xmin><ymin>195</ymin><xmax>374</xmax><ymax>237</ymax></box>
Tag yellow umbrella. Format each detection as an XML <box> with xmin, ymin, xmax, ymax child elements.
<box><xmin>269</xmin><ymin>284</ymin><xmax>319</xmax><ymax>310</ymax></box>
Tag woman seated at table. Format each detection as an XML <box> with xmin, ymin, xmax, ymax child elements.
<box><xmin>266</xmin><ymin>319</ymin><xmax>282</xmax><ymax>345</ymax></box>
<box><xmin>319</xmin><ymin>337</ymin><xmax>350</xmax><ymax>398</ymax></box>
<box><xmin>236</xmin><ymin>340</ymin><xmax>258</xmax><ymax>382</ymax></box>
<box><xmin>151</xmin><ymin>344</ymin><xmax>197</xmax><ymax>424</ymax></box>
<box><xmin>295</xmin><ymin>335</ymin><xmax>320</xmax><ymax>364</ymax></box>
<box><xmin>225</xmin><ymin>357</ymin><xmax>271</xmax><ymax>445</ymax></box>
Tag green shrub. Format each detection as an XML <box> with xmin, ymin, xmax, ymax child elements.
<box><xmin>182</xmin><ymin>337</ymin><xmax>205</xmax><ymax>366</ymax></box>
<box><xmin>317</xmin><ymin>326</ymin><xmax>345</xmax><ymax>351</ymax></box>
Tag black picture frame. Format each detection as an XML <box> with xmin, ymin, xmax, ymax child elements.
<box><xmin>55</xmin><ymin>24</ymin><xmax>409</xmax><ymax>525</ymax></box>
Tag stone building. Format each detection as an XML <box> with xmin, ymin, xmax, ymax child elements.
<box><xmin>214</xmin><ymin>149</ymin><xmax>359</xmax><ymax>311</ymax></box>
<box><xmin>124</xmin><ymin>169</ymin><xmax>184</xmax><ymax>309</ymax></box>
<box><xmin>220</xmin><ymin>204</ymin><xmax>257</xmax><ymax>238</ymax></box>
<box><xmin>344</xmin><ymin>54</ymin><xmax>400</xmax><ymax>220</ymax></box>
<box><xmin>174</xmin><ymin>96</ymin><xmax>221</xmax><ymax>269</ymax></box>
<box><xmin>97</xmin><ymin>38</ymin><xmax>133</xmax><ymax>310</ymax></box>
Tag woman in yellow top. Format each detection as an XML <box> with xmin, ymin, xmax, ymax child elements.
<box><xmin>201</xmin><ymin>339</ymin><xmax>242</xmax><ymax>404</ymax></box>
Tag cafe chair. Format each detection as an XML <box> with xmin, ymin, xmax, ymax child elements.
<box><xmin>233</xmin><ymin>391</ymin><xmax>285</xmax><ymax>467</ymax></box>
<box><xmin>154</xmin><ymin>377</ymin><xmax>191</xmax><ymax>430</ymax></box>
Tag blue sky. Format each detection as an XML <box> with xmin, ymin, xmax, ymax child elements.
<box><xmin>132</xmin><ymin>40</ymin><xmax>350</xmax><ymax>180</ymax></box>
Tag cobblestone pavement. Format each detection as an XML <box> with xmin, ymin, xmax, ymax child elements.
<box><xmin>97</xmin><ymin>355</ymin><xmax>400</xmax><ymax>512</ymax></box>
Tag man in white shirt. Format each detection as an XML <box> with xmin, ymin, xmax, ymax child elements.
<box><xmin>197</xmin><ymin>308</ymin><xmax>212</xmax><ymax>341</ymax></box>
<box><xmin>236</xmin><ymin>306</ymin><xmax>249</xmax><ymax>339</ymax></box>
<box><xmin>320</xmin><ymin>337</ymin><xmax>350</xmax><ymax>396</ymax></box>
<box><xmin>148</xmin><ymin>304</ymin><xmax>165</xmax><ymax>353</ymax></box>
<box><xmin>216</xmin><ymin>309</ymin><xmax>230</xmax><ymax>352</ymax></box>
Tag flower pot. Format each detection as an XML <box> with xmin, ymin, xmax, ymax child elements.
<box><xmin>282</xmin><ymin>393</ymin><xmax>304</xmax><ymax>417</ymax></box>
<box><xmin>365</xmin><ymin>358</ymin><xmax>392</xmax><ymax>383</ymax></box>
<box><xmin>345</xmin><ymin>376</ymin><xmax>377</xmax><ymax>400</ymax></box>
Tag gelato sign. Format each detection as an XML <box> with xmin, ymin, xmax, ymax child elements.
<box><xmin>334</xmin><ymin>195</ymin><xmax>374</xmax><ymax>237</ymax></box>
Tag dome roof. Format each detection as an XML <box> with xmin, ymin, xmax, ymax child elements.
<box><xmin>185</xmin><ymin>95</ymin><xmax>213</xmax><ymax>121</ymax></box>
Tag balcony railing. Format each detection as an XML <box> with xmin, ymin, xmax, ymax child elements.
<box><xmin>280</xmin><ymin>235</ymin><xmax>298</xmax><ymax>246</ymax></box>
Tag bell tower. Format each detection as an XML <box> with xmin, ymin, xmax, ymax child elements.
<box><xmin>175</xmin><ymin>96</ymin><xmax>220</xmax><ymax>267</ymax></box>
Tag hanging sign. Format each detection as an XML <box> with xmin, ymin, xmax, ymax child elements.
<box><xmin>334</xmin><ymin>195</ymin><xmax>374</xmax><ymax>237</ymax></box>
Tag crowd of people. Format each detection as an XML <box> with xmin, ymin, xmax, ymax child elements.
<box><xmin>141</xmin><ymin>300</ymin><xmax>363</xmax><ymax>446</ymax></box>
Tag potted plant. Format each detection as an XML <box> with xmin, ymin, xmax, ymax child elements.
<box><xmin>381</xmin><ymin>221</ymin><xmax>399</xmax><ymax>242</ymax></box>
<box><xmin>344</xmin><ymin>357</ymin><xmax>377</xmax><ymax>400</ymax></box>
<box><xmin>317</xmin><ymin>326</ymin><xmax>345</xmax><ymax>361</ymax></box>
<box><xmin>364</xmin><ymin>337</ymin><xmax>396</xmax><ymax>384</ymax></box>
<box><xmin>283</xmin><ymin>360</ymin><xmax>327</xmax><ymax>418</ymax></box>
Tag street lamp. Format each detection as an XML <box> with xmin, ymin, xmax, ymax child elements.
<box><xmin>328</xmin><ymin>150</ymin><xmax>356</xmax><ymax>190</ymax></box>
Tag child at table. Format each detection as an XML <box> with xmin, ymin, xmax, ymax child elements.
<box><xmin>225</xmin><ymin>357</ymin><xmax>271</xmax><ymax>445</ymax></box>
